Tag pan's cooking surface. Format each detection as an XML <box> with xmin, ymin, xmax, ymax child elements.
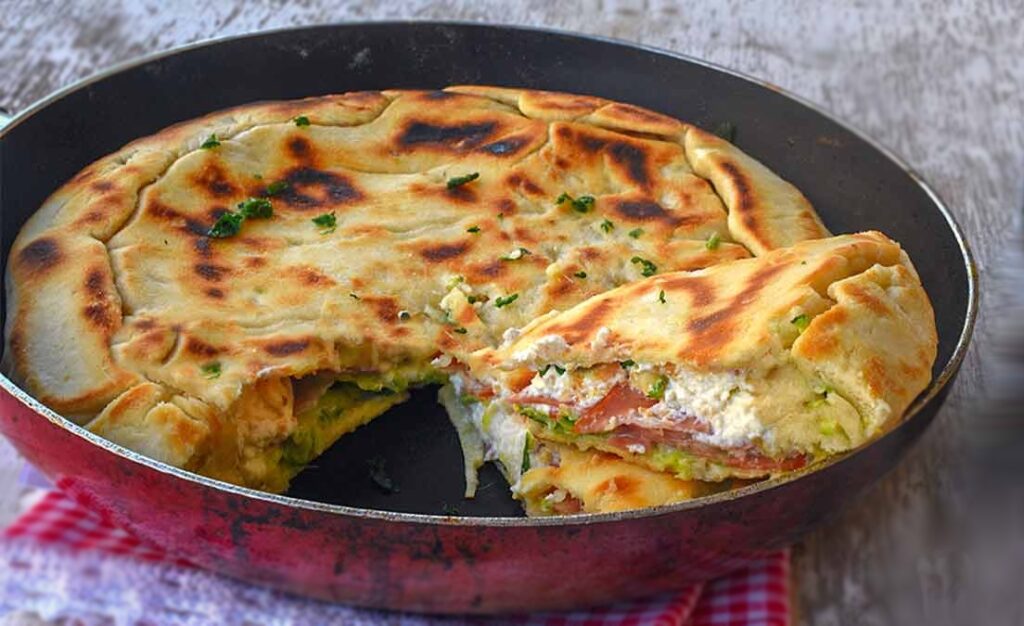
<box><xmin>0</xmin><ymin>22</ymin><xmax>975</xmax><ymax>611</ymax></box>
<box><xmin>287</xmin><ymin>386</ymin><xmax>523</xmax><ymax>516</ymax></box>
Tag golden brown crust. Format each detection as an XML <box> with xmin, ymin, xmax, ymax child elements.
<box><xmin>684</xmin><ymin>127</ymin><xmax>830</xmax><ymax>254</ymax></box>
<box><xmin>470</xmin><ymin>232</ymin><xmax>937</xmax><ymax>467</ymax></box>
<box><xmin>519</xmin><ymin>443</ymin><xmax>706</xmax><ymax>514</ymax></box>
<box><xmin>4</xmin><ymin>86</ymin><xmax>831</xmax><ymax>480</ymax></box>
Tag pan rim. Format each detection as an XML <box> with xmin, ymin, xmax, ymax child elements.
<box><xmin>0</xmin><ymin>20</ymin><xmax>979</xmax><ymax>528</ymax></box>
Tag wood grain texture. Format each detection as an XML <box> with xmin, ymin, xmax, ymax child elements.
<box><xmin>1</xmin><ymin>1</ymin><xmax>1021</xmax><ymax>623</ymax></box>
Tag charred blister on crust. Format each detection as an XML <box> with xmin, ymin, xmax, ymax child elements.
<box><xmin>418</xmin><ymin>242</ymin><xmax>471</xmax><ymax>263</ymax></box>
<box><xmin>191</xmin><ymin>163</ymin><xmax>240</xmax><ymax>199</ymax></box>
<box><xmin>289</xmin><ymin>266</ymin><xmax>336</xmax><ymax>287</ymax></box>
<box><xmin>607</xmin><ymin>142</ymin><xmax>650</xmax><ymax>187</ymax></box>
<box><xmin>682</xmin><ymin>263</ymin><xmax>789</xmax><ymax>362</ymax></box>
<box><xmin>204</xmin><ymin>288</ymin><xmax>225</xmax><ymax>299</ymax></box>
<box><xmin>545</xmin><ymin>298</ymin><xmax>615</xmax><ymax>346</ymax></box>
<box><xmin>613</xmin><ymin>199</ymin><xmax>682</xmax><ymax>227</ymax></box>
<box><xmin>184</xmin><ymin>337</ymin><xmax>223</xmax><ymax>358</ymax></box>
<box><xmin>277</xmin><ymin>167</ymin><xmax>362</xmax><ymax>209</ymax></box>
<box><xmin>397</xmin><ymin>120</ymin><xmax>498</xmax><ymax>151</ymax></box>
<box><xmin>362</xmin><ymin>295</ymin><xmax>400</xmax><ymax>322</ymax></box>
<box><xmin>286</xmin><ymin>136</ymin><xmax>315</xmax><ymax>163</ymax></box>
<box><xmin>18</xmin><ymin>237</ymin><xmax>63</xmax><ymax>273</ymax></box>
<box><xmin>504</xmin><ymin>174</ymin><xmax>543</xmax><ymax>196</ymax></box>
<box><xmin>90</xmin><ymin>180</ymin><xmax>115</xmax><ymax>193</ymax></box>
<box><xmin>194</xmin><ymin>263</ymin><xmax>230</xmax><ymax>282</ymax></box>
<box><xmin>262</xmin><ymin>339</ymin><xmax>310</xmax><ymax>357</ymax></box>
<box><xmin>82</xmin><ymin>302</ymin><xmax>116</xmax><ymax>331</ymax></box>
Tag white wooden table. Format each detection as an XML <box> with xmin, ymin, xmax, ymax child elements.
<box><xmin>1</xmin><ymin>1</ymin><xmax>1021</xmax><ymax>623</ymax></box>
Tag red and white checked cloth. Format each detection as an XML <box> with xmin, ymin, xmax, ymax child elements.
<box><xmin>1</xmin><ymin>490</ymin><xmax>790</xmax><ymax>626</ymax></box>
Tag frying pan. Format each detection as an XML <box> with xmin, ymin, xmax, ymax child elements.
<box><xmin>0</xmin><ymin>22</ymin><xmax>977</xmax><ymax>613</ymax></box>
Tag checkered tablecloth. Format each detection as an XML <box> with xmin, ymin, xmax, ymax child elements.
<box><xmin>0</xmin><ymin>490</ymin><xmax>789</xmax><ymax>625</ymax></box>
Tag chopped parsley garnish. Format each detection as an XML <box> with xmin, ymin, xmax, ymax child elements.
<box><xmin>541</xmin><ymin>364</ymin><xmax>566</xmax><ymax>376</ymax></box>
<box><xmin>467</xmin><ymin>294</ymin><xmax>489</xmax><ymax>304</ymax></box>
<box><xmin>459</xmin><ymin>394</ymin><xmax>479</xmax><ymax>405</ymax></box>
<box><xmin>253</xmin><ymin>173</ymin><xmax>263</xmax><ymax>180</ymax></box>
<box><xmin>500</xmin><ymin>247</ymin><xmax>531</xmax><ymax>261</ymax></box>
<box><xmin>200</xmin><ymin>134</ymin><xmax>221</xmax><ymax>149</ymax></box>
<box><xmin>556</xmin><ymin>192</ymin><xmax>595</xmax><ymax>213</ymax></box>
<box><xmin>312</xmin><ymin>212</ymin><xmax>337</xmax><ymax>234</ymax></box>
<box><xmin>349</xmin><ymin>292</ymin><xmax>360</xmax><ymax>300</ymax></box>
<box><xmin>620</xmin><ymin>359</ymin><xmax>636</xmax><ymax>369</ymax></box>
<box><xmin>628</xmin><ymin>227</ymin><xmax>644</xmax><ymax>239</ymax></box>
<box><xmin>265</xmin><ymin>180</ymin><xmax>289</xmax><ymax>196</ymax></box>
<box><xmin>200</xmin><ymin>362</ymin><xmax>222</xmax><ymax>379</ymax></box>
<box><xmin>521</xmin><ymin>433</ymin><xmax>533</xmax><ymax>474</ymax></box>
<box><xmin>712</xmin><ymin>121</ymin><xmax>737</xmax><ymax>142</ymax></box>
<box><xmin>447</xmin><ymin>172</ymin><xmax>480</xmax><ymax>189</ymax></box>
<box><xmin>237</xmin><ymin>197</ymin><xmax>273</xmax><ymax>219</ymax></box>
<box><xmin>367</xmin><ymin>457</ymin><xmax>399</xmax><ymax>494</ymax></box>
<box><xmin>398</xmin><ymin>310</ymin><xmax>411</xmax><ymax>321</ymax></box>
<box><xmin>495</xmin><ymin>293</ymin><xmax>519</xmax><ymax>308</ymax></box>
<box><xmin>293</xmin><ymin>115</ymin><xmax>311</xmax><ymax>127</ymax></box>
<box><xmin>646</xmin><ymin>375</ymin><xmax>669</xmax><ymax>400</ymax></box>
<box><xmin>658</xmin><ymin>289</ymin><xmax>666</xmax><ymax>304</ymax></box>
<box><xmin>631</xmin><ymin>256</ymin><xmax>658</xmax><ymax>277</ymax></box>
<box><xmin>207</xmin><ymin>211</ymin><xmax>245</xmax><ymax>238</ymax></box>
<box><xmin>466</xmin><ymin>225</ymin><xmax>481</xmax><ymax>234</ymax></box>
<box><xmin>791</xmin><ymin>314</ymin><xmax>811</xmax><ymax>332</ymax></box>
<box><xmin>706</xmin><ymin>232</ymin><xmax>721</xmax><ymax>250</ymax></box>
<box><xmin>452</xmin><ymin>326</ymin><xmax>468</xmax><ymax>334</ymax></box>
<box><xmin>600</xmin><ymin>219</ymin><xmax>615</xmax><ymax>233</ymax></box>
<box><xmin>574</xmin><ymin>270</ymin><xmax>588</xmax><ymax>279</ymax></box>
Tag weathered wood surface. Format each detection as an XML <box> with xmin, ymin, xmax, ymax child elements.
<box><xmin>0</xmin><ymin>1</ymin><xmax>1021</xmax><ymax>624</ymax></box>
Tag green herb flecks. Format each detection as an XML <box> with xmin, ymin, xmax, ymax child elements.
<box><xmin>658</xmin><ymin>289</ymin><xmax>666</xmax><ymax>304</ymax></box>
<box><xmin>631</xmin><ymin>256</ymin><xmax>658</xmax><ymax>277</ymax></box>
<box><xmin>540</xmin><ymin>364</ymin><xmax>566</xmax><ymax>376</ymax></box>
<box><xmin>447</xmin><ymin>172</ymin><xmax>480</xmax><ymax>189</ymax></box>
<box><xmin>452</xmin><ymin>326</ymin><xmax>468</xmax><ymax>335</ymax></box>
<box><xmin>200</xmin><ymin>134</ymin><xmax>221</xmax><ymax>150</ymax></box>
<box><xmin>494</xmin><ymin>293</ymin><xmax>519</xmax><ymax>308</ymax></box>
<box><xmin>459</xmin><ymin>394</ymin><xmax>479</xmax><ymax>406</ymax></box>
<box><xmin>556</xmin><ymin>192</ymin><xmax>595</xmax><ymax>213</ymax></box>
<box><xmin>712</xmin><ymin>121</ymin><xmax>737</xmax><ymax>143</ymax></box>
<box><xmin>312</xmin><ymin>212</ymin><xmax>337</xmax><ymax>234</ymax></box>
<box><xmin>706</xmin><ymin>232</ymin><xmax>721</xmax><ymax>250</ymax></box>
<box><xmin>791</xmin><ymin>314</ymin><xmax>811</xmax><ymax>333</ymax></box>
<box><xmin>574</xmin><ymin>271</ymin><xmax>588</xmax><ymax>279</ymax></box>
<box><xmin>600</xmin><ymin>219</ymin><xmax>615</xmax><ymax>233</ymax></box>
<box><xmin>207</xmin><ymin>211</ymin><xmax>245</xmax><ymax>238</ymax></box>
<box><xmin>500</xmin><ymin>247</ymin><xmax>531</xmax><ymax>261</ymax></box>
<box><xmin>200</xmin><ymin>362</ymin><xmax>222</xmax><ymax>379</ymax></box>
<box><xmin>467</xmin><ymin>225</ymin><xmax>481</xmax><ymax>234</ymax></box>
<box><xmin>237</xmin><ymin>197</ymin><xmax>273</xmax><ymax>219</ymax></box>
<box><xmin>646</xmin><ymin>375</ymin><xmax>669</xmax><ymax>400</ymax></box>
<box><xmin>349</xmin><ymin>292</ymin><xmax>360</xmax><ymax>300</ymax></box>
<box><xmin>467</xmin><ymin>294</ymin><xmax>489</xmax><ymax>305</ymax></box>
<box><xmin>620</xmin><ymin>360</ymin><xmax>636</xmax><ymax>369</ymax></box>
<box><xmin>521</xmin><ymin>432</ymin><xmax>533</xmax><ymax>474</ymax></box>
<box><xmin>628</xmin><ymin>227</ymin><xmax>644</xmax><ymax>239</ymax></box>
<box><xmin>293</xmin><ymin>115</ymin><xmax>311</xmax><ymax>127</ymax></box>
<box><xmin>265</xmin><ymin>180</ymin><xmax>289</xmax><ymax>196</ymax></box>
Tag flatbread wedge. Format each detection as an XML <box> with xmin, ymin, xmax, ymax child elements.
<box><xmin>441</xmin><ymin>384</ymin><xmax>719</xmax><ymax>514</ymax></box>
<box><xmin>454</xmin><ymin>232</ymin><xmax>937</xmax><ymax>483</ymax></box>
<box><xmin>3</xmin><ymin>86</ymin><xmax>825</xmax><ymax>493</ymax></box>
